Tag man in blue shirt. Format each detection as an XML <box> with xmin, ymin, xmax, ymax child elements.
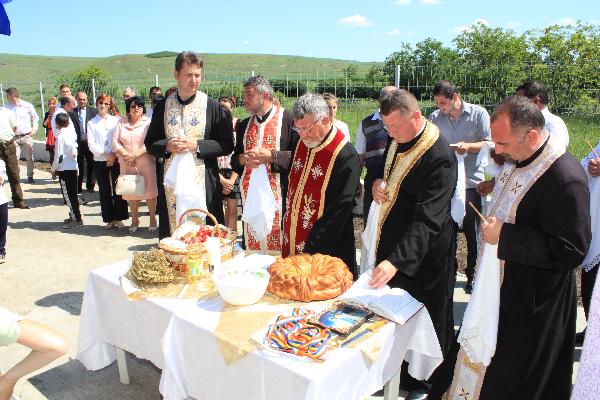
<box><xmin>429</xmin><ymin>81</ymin><xmax>491</xmax><ymax>294</ymax></box>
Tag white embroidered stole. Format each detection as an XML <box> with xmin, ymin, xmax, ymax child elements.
<box><xmin>447</xmin><ymin>137</ymin><xmax>565</xmax><ymax>400</ymax></box>
<box><xmin>163</xmin><ymin>91</ymin><xmax>208</xmax><ymax>232</ymax></box>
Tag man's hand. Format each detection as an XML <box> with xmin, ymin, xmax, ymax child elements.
<box><xmin>243</xmin><ymin>150</ymin><xmax>262</xmax><ymax>169</ymax></box>
<box><xmin>476</xmin><ymin>178</ymin><xmax>495</xmax><ymax>196</ymax></box>
<box><xmin>254</xmin><ymin>148</ymin><xmax>273</xmax><ymax>164</ymax></box>
<box><xmin>369</xmin><ymin>260</ymin><xmax>398</xmax><ymax>289</ymax></box>
<box><xmin>589</xmin><ymin>158</ymin><xmax>600</xmax><ymax>177</ymax></box>
<box><xmin>453</xmin><ymin>141</ymin><xmax>468</xmax><ymax>155</ymax></box>
<box><xmin>372</xmin><ymin>179</ymin><xmax>388</xmax><ymax>204</ymax></box>
<box><xmin>482</xmin><ymin>216</ymin><xmax>502</xmax><ymax>245</ymax></box>
<box><xmin>166</xmin><ymin>138</ymin><xmax>191</xmax><ymax>154</ymax></box>
<box><xmin>51</xmin><ymin>171</ymin><xmax>57</xmax><ymax>180</ymax></box>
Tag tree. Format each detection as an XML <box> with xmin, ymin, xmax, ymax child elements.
<box><xmin>55</xmin><ymin>65</ymin><xmax>112</xmax><ymax>98</ymax></box>
<box><xmin>343</xmin><ymin>64</ymin><xmax>358</xmax><ymax>81</ymax></box>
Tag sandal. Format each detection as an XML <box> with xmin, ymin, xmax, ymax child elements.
<box><xmin>129</xmin><ymin>223</ymin><xmax>139</xmax><ymax>233</ymax></box>
<box><xmin>115</xmin><ymin>221</ymin><xmax>126</xmax><ymax>230</ymax></box>
<box><xmin>104</xmin><ymin>221</ymin><xmax>115</xmax><ymax>230</ymax></box>
<box><xmin>148</xmin><ymin>225</ymin><xmax>158</xmax><ymax>233</ymax></box>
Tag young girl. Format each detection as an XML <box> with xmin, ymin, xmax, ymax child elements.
<box><xmin>51</xmin><ymin>113</ymin><xmax>82</xmax><ymax>229</ymax></box>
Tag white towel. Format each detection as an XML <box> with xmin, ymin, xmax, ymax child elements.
<box><xmin>360</xmin><ymin>200</ymin><xmax>381</xmax><ymax>275</ymax></box>
<box><xmin>164</xmin><ymin>152</ymin><xmax>207</xmax><ymax>223</ymax></box>
<box><xmin>457</xmin><ymin>243</ymin><xmax>500</xmax><ymax>366</ymax></box>
<box><xmin>582</xmin><ymin>176</ymin><xmax>600</xmax><ymax>271</ymax></box>
<box><xmin>451</xmin><ymin>153</ymin><xmax>466</xmax><ymax>228</ymax></box>
<box><xmin>241</xmin><ymin>164</ymin><xmax>277</xmax><ymax>242</ymax></box>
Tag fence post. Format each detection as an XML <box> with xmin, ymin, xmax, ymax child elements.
<box><xmin>251</xmin><ymin>70</ymin><xmax>255</xmax><ymax>77</ymax></box>
<box><xmin>39</xmin><ymin>82</ymin><xmax>45</xmax><ymax>116</ymax></box>
<box><xmin>345</xmin><ymin>72</ymin><xmax>348</xmax><ymax>100</ymax></box>
<box><xmin>91</xmin><ymin>79</ymin><xmax>97</xmax><ymax>103</ymax></box>
<box><xmin>155</xmin><ymin>74</ymin><xmax>159</xmax><ymax>87</ymax></box>
<box><xmin>0</xmin><ymin>84</ymin><xmax>4</xmax><ymax>107</ymax></box>
<box><xmin>395</xmin><ymin>65</ymin><xmax>401</xmax><ymax>88</ymax></box>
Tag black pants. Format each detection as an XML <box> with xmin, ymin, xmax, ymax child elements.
<box><xmin>77</xmin><ymin>140</ymin><xmax>95</xmax><ymax>192</ymax></box>
<box><xmin>453</xmin><ymin>188</ymin><xmax>481</xmax><ymax>281</ymax></box>
<box><xmin>95</xmin><ymin>161</ymin><xmax>128</xmax><ymax>223</ymax></box>
<box><xmin>58</xmin><ymin>170</ymin><xmax>81</xmax><ymax>221</ymax></box>
<box><xmin>0</xmin><ymin>140</ymin><xmax>23</xmax><ymax>205</ymax></box>
<box><xmin>582</xmin><ymin>265</ymin><xmax>599</xmax><ymax>322</ymax></box>
<box><xmin>0</xmin><ymin>202</ymin><xmax>7</xmax><ymax>255</ymax></box>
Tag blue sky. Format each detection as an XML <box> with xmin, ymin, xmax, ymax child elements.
<box><xmin>0</xmin><ymin>0</ymin><xmax>597</xmax><ymax>62</ymax></box>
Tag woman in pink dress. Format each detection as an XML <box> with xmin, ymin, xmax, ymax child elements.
<box><xmin>112</xmin><ymin>97</ymin><xmax>158</xmax><ymax>233</ymax></box>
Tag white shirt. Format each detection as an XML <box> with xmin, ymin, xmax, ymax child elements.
<box><xmin>0</xmin><ymin>107</ymin><xmax>16</xmax><ymax>143</ymax></box>
<box><xmin>51</xmin><ymin>123</ymin><xmax>78</xmax><ymax>172</ymax></box>
<box><xmin>51</xmin><ymin>107</ymin><xmax>68</xmax><ymax>135</ymax></box>
<box><xmin>334</xmin><ymin>119</ymin><xmax>350</xmax><ymax>141</ymax></box>
<box><xmin>4</xmin><ymin>99</ymin><xmax>39</xmax><ymax>135</ymax></box>
<box><xmin>87</xmin><ymin>114</ymin><xmax>119</xmax><ymax>161</ymax></box>
<box><xmin>542</xmin><ymin>107</ymin><xmax>569</xmax><ymax>148</ymax></box>
<box><xmin>354</xmin><ymin>111</ymin><xmax>381</xmax><ymax>155</ymax></box>
<box><xmin>145</xmin><ymin>108</ymin><xmax>153</xmax><ymax>119</ymax></box>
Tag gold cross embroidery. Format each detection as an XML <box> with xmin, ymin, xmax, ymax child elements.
<box><xmin>511</xmin><ymin>181</ymin><xmax>522</xmax><ymax>194</ymax></box>
<box><xmin>459</xmin><ymin>388</ymin><xmax>471</xmax><ymax>400</ymax></box>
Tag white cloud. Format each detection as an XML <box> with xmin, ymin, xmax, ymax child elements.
<box><xmin>506</xmin><ymin>21</ymin><xmax>522</xmax><ymax>29</ymax></box>
<box><xmin>387</xmin><ymin>28</ymin><xmax>414</xmax><ymax>36</ymax></box>
<box><xmin>243</xmin><ymin>40</ymin><xmax>249</xmax><ymax>45</ymax></box>
<box><xmin>338</xmin><ymin>14</ymin><xmax>373</xmax><ymax>27</ymax></box>
<box><xmin>453</xmin><ymin>18</ymin><xmax>489</xmax><ymax>33</ymax></box>
<box><xmin>420</xmin><ymin>0</ymin><xmax>443</xmax><ymax>5</ymax></box>
<box><xmin>558</xmin><ymin>17</ymin><xmax>576</xmax><ymax>26</ymax></box>
<box><xmin>392</xmin><ymin>0</ymin><xmax>412</xmax><ymax>5</ymax></box>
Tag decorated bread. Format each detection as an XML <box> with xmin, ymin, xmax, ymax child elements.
<box><xmin>267</xmin><ymin>253</ymin><xmax>353</xmax><ymax>302</ymax></box>
<box><xmin>158</xmin><ymin>237</ymin><xmax>188</xmax><ymax>254</ymax></box>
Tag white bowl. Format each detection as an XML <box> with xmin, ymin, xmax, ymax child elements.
<box><xmin>214</xmin><ymin>268</ymin><xmax>270</xmax><ymax>306</ymax></box>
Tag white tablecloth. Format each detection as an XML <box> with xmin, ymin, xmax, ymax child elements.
<box><xmin>77</xmin><ymin>261</ymin><xmax>443</xmax><ymax>400</ymax></box>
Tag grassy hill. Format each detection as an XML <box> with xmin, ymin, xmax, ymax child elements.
<box><xmin>0</xmin><ymin>52</ymin><xmax>379</xmax><ymax>84</ymax></box>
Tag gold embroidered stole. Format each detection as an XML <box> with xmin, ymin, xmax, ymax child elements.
<box><xmin>375</xmin><ymin>122</ymin><xmax>439</xmax><ymax>252</ymax></box>
<box><xmin>163</xmin><ymin>91</ymin><xmax>208</xmax><ymax>233</ymax></box>
<box><xmin>282</xmin><ymin>128</ymin><xmax>347</xmax><ymax>256</ymax></box>
<box><xmin>240</xmin><ymin>106</ymin><xmax>284</xmax><ymax>251</ymax></box>
<box><xmin>446</xmin><ymin>137</ymin><xmax>565</xmax><ymax>400</ymax></box>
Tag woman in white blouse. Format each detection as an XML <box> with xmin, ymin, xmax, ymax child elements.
<box><xmin>87</xmin><ymin>94</ymin><xmax>129</xmax><ymax>229</ymax></box>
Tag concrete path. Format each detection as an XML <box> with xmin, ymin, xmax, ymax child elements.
<box><xmin>0</xmin><ymin>168</ymin><xmax>587</xmax><ymax>399</ymax></box>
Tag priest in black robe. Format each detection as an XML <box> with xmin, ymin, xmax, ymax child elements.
<box><xmin>368</xmin><ymin>89</ymin><xmax>457</xmax><ymax>399</ymax></box>
<box><xmin>429</xmin><ymin>96</ymin><xmax>591</xmax><ymax>400</ymax></box>
<box><xmin>145</xmin><ymin>51</ymin><xmax>234</xmax><ymax>239</ymax></box>
<box><xmin>281</xmin><ymin>93</ymin><xmax>359</xmax><ymax>276</ymax></box>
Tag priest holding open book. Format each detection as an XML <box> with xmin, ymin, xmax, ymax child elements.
<box><xmin>368</xmin><ymin>89</ymin><xmax>457</xmax><ymax>400</ymax></box>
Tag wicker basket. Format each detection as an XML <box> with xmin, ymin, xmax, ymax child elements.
<box><xmin>160</xmin><ymin>208</ymin><xmax>237</xmax><ymax>271</ymax></box>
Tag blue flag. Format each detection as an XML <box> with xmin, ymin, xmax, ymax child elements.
<box><xmin>0</xmin><ymin>0</ymin><xmax>11</xmax><ymax>36</ymax></box>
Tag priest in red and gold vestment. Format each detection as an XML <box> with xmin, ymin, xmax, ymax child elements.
<box><xmin>233</xmin><ymin>76</ymin><xmax>297</xmax><ymax>252</ymax></box>
<box><xmin>282</xmin><ymin>93</ymin><xmax>360</xmax><ymax>276</ymax></box>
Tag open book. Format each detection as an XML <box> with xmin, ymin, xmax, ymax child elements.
<box><xmin>340</xmin><ymin>271</ymin><xmax>423</xmax><ymax>325</ymax></box>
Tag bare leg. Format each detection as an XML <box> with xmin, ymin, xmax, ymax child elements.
<box><xmin>225</xmin><ymin>198</ymin><xmax>238</xmax><ymax>233</ymax></box>
<box><xmin>0</xmin><ymin>320</ymin><xmax>67</xmax><ymax>400</ymax></box>
<box><xmin>147</xmin><ymin>197</ymin><xmax>157</xmax><ymax>230</ymax></box>
<box><xmin>128</xmin><ymin>200</ymin><xmax>140</xmax><ymax>233</ymax></box>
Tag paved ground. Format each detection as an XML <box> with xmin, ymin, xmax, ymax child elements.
<box><xmin>0</xmin><ymin>168</ymin><xmax>587</xmax><ymax>399</ymax></box>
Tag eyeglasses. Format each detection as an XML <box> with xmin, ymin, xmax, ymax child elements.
<box><xmin>292</xmin><ymin>117</ymin><xmax>322</xmax><ymax>134</ymax></box>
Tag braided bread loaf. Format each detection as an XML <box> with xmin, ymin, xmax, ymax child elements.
<box><xmin>267</xmin><ymin>253</ymin><xmax>353</xmax><ymax>302</ymax></box>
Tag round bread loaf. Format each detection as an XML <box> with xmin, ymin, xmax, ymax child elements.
<box><xmin>267</xmin><ymin>253</ymin><xmax>353</xmax><ymax>302</ymax></box>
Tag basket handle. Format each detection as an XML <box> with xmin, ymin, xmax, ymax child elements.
<box><xmin>176</xmin><ymin>208</ymin><xmax>220</xmax><ymax>236</ymax></box>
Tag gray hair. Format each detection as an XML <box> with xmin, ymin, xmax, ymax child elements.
<box><xmin>379</xmin><ymin>89</ymin><xmax>420</xmax><ymax>117</ymax></box>
<box><xmin>292</xmin><ymin>93</ymin><xmax>329</xmax><ymax>121</ymax></box>
<box><xmin>243</xmin><ymin>75</ymin><xmax>274</xmax><ymax>100</ymax></box>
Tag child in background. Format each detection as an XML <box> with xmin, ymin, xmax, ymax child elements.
<box><xmin>51</xmin><ymin>113</ymin><xmax>82</xmax><ymax>229</ymax></box>
<box><xmin>0</xmin><ymin>159</ymin><xmax>8</xmax><ymax>263</ymax></box>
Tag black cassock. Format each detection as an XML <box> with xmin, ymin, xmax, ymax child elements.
<box><xmin>480</xmin><ymin>149</ymin><xmax>590</xmax><ymax>399</ymax></box>
<box><xmin>375</xmin><ymin>130</ymin><xmax>457</xmax><ymax>357</ymax></box>
<box><xmin>302</xmin><ymin>141</ymin><xmax>361</xmax><ymax>277</ymax></box>
<box><xmin>144</xmin><ymin>93</ymin><xmax>234</xmax><ymax>239</ymax></box>
<box><xmin>430</xmin><ymin>143</ymin><xmax>592</xmax><ymax>400</ymax></box>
